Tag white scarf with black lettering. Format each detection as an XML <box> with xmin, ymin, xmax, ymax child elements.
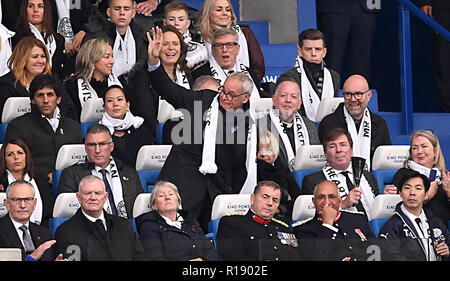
<box><xmin>29</xmin><ymin>23</ymin><xmax>56</xmax><ymax>66</ymax></box>
<box><xmin>198</xmin><ymin>94</ymin><xmax>220</xmax><ymax>175</ymax></box>
<box><xmin>183</xmin><ymin>30</ymin><xmax>208</xmax><ymax>69</ymax></box>
<box><xmin>294</xmin><ymin>56</ymin><xmax>333</xmax><ymax>122</ymax></box>
<box><xmin>269</xmin><ymin>109</ymin><xmax>309</xmax><ymax>171</ymax></box>
<box><xmin>77</xmin><ymin>74</ymin><xmax>122</xmax><ymax>107</ymax></box>
<box><xmin>112</xmin><ymin>26</ymin><xmax>136</xmax><ymax>77</ymax></box>
<box><xmin>55</xmin><ymin>0</ymin><xmax>74</xmax><ymax>43</ymax></box>
<box><xmin>159</xmin><ymin>67</ymin><xmax>190</xmax><ymax>120</ymax></box>
<box><xmin>92</xmin><ymin>157</ymin><xmax>127</xmax><ymax>218</ymax></box>
<box><xmin>343</xmin><ymin>107</ymin><xmax>372</xmax><ymax>170</ymax></box>
<box><xmin>99</xmin><ymin>110</ymin><xmax>144</xmax><ymax>135</ymax></box>
<box><xmin>240</xmin><ymin>119</ymin><xmax>257</xmax><ymax>194</ymax></box>
<box><xmin>7</xmin><ymin>171</ymin><xmax>42</xmax><ymax>225</ymax></box>
<box><xmin>322</xmin><ymin>162</ymin><xmax>375</xmax><ymax>220</ymax></box>
<box><xmin>208</xmin><ymin>55</ymin><xmax>259</xmax><ymax>99</ymax></box>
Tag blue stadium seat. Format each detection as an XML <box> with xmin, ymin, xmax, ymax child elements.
<box><xmin>80</xmin><ymin>98</ymin><xmax>104</xmax><ymax>138</ymax></box>
<box><xmin>292</xmin><ymin>169</ymin><xmax>319</xmax><ymax>190</ymax></box>
<box><xmin>369</xmin><ymin>194</ymin><xmax>402</xmax><ymax>237</ymax></box>
<box><xmin>0</xmin><ymin>97</ymin><xmax>31</xmax><ymax>142</ymax></box>
<box><xmin>80</xmin><ymin>122</ymin><xmax>96</xmax><ymax>139</ymax></box>
<box><xmin>135</xmin><ymin>145</ymin><xmax>172</xmax><ymax>192</ymax></box>
<box><xmin>156</xmin><ymin>123</ymin><xmax>164</xmax><ymax>145</ymax></box>
<box><xmin>372</xmin><ymin>169</ymin><xmax>397</xmax><ymax>194</ymax></box>
<box><xmin>49</xmin><ymin>193</ymin><xmax>80</xmax><ymax>237</ymax></box>
<box><xmin>290</xmin><ymin>195</ymin><xmax>315</xmax><ymax>229</ymax></box>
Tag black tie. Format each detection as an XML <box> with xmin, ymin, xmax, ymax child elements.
<box><xmin>228</xmin><ymin>70</ymin><xmax>235</xmax><ymax>75</ymax></box>
<box><xmin>100</xmin><ymin>169</ymin><xmax>118</xmax><ymax>216</ymax></box>
<box><xmin>341</xmin><ymin>171</ymin><xmax>355</xmax><ymax>190</ymax></box>
<box><xmin>415</xmin><ymin>218</ymin><xmax>425</xmax><ymax>237</ymax></box>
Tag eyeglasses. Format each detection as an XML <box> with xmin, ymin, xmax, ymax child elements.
<box><xmin>342</xmin><ymin>89</ymin><xmax>370</xmax><ymax>100</ymax></box>
<box><xmin>8</xmin><ymin>197</ymin><xmax>35</xmax><ymax>204</ymax></box>
<box><xmin>218</xmin><ymin>86</ymin><xmax>248</xmax><ymax>100</ymax></box>
<box><xmin>85</xmin><ymin>142</ymin><xmax>112</xmax><ymax>150</ymax></box>
<box><xmin>212</xmin><ymin>42</ymin><xmax>238</xmax><ymax>50</ymax></box>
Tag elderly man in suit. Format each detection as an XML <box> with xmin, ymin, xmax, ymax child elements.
<box><xmin>58</xmin><ymin>124</ymin><xmax>143</xmax><ymax>219</ymax></box>
<box><xmin>0</xmin><ymin>180</ymin><xmax>64</xmax><ymax>261</ymax></box>
<box><xmin>55</xmin><ymin>175</ymin><xmax>147</xmax><ymax>261</ymax></box>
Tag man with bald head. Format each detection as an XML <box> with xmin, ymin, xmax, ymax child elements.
<box><xmin>293</xmin><ymin>180</ymin><xmax>375</xmax><ymax>261</ymax></box>
<box><xmin>318</xmin><ymin>74</ymin><xmax>391</xmax><ymax>170</ymax></box>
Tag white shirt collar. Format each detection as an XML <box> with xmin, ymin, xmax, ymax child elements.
<box><xmin>82</xmin><ymin>209</ymin><xmax>107</xmax><ymax>230</ymax></box>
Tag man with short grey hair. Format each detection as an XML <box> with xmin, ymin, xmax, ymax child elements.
<box><xmin>54</xmin><ymin>175</ymin><xmax>147</xmax><ymax>261</ymax></box>
<box><xmin>0</xmin><ymin>180</ymin><xmax>64</xmax><ymax>261</ymax></box>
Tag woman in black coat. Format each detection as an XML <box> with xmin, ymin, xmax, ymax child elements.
<box><xmin>98</xmin><ymin>85</ymin><xmax>155</xmax><ymax>168</ymax></box>
<box><xmin>135</xmin><ymin>180</ymin><xmax>219</xmax><ymax>261</ymax></box>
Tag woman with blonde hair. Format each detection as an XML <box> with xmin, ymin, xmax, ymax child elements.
<box><xmin>392</xmin><ymin>129</ymin><xmax>450</xmax><ymax>224</ymax></box>
<box><xmin>0</xmin><ymin>37</ymin><xmax>76</xmax><ymax>120</ymax></box>
<box><xmin>196</xmin><ymin>0</ymin><xmax>265</xmax><ymax>81</ymax></box>
<box><xmin>65</xmin><ymin>38</ymin><xmax>124</xmax><ymax>120</ymax></box>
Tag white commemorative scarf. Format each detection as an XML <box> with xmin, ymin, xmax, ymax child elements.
<box><xmin>205</xmin><ymin>24</ymin><xmax>250</xmax><ymax>68</ymax></box>
<box><xmin>99</xmin><ymin>110</ymin><xmax>144</xmax><ymax>135</ymax></box>
<box><xmin>343</xmin><ymin>106</ymin><xmax>372</xmax><ymax>171</ymax></box>
<box><xmin>55</xmin><ymin>0</ymin><xmax>74</xmax><ymax>43</ymax></box>
<box><xmin>77</xmin><ymin>74</ymin><xmax>122</xmax><ymax>107</ymax></box>
<box><xmin>7</xmin><ymin>171</ymin><xmax>42</xmax><ymax>225</ymax></box>
<box><xmin>407</xmin><ymin>160</ymin><xmax>442</xmax><ymax>183</ymax></box>
<box><xmin>159</xmin><ymin>67</ymin><xmax>190</xmax><ymax>120</ymax></box>
<box><xmin>240</xmin><ymin>119</ymin><xmax>257</xmax><ymax>194</ymax></box>
<box><xmin>29</xmin><ymin>23</ymin><xmax>56</xmax><ymax>66</ymax></box>
<box><xmin>208</xmin><ymin>55</ymin><xmax>260</xmax><ymax>99</ymax></box>
<box><xmin>322</xmin><ymin>162</ymin><xmax>375</xmax><ymax>220</ymax></box>
<box><xmin>43</xmin><ymin>106</ymin><xmax>61</xmax><ymax>132</ymax></box>
<box><xmin>0</xmin><ymin>24</ymin><xmax>14</xmax><ymax>76</ymax></box>
<box><xmin>198</xmin><ymin>94</ymin><xmax>220</xmax><ymax>175</ymax></box>
<box><xmin>92</xmin><ymin>157</ymin><xmax>127</xmax><ymax>218</ymax></box>
<box><xmin>112</xmin><ymin>26</ymin><xmax>136</xmax><ymax>77</ymax></box>
<box><xmin>294</xmin><ymin>56</ymin><xmax>334</xmax><ymax>122</ymax></box>
<box><xmin>269</xmin><ymin>109</ymin><xmax>309</xmax><ymax>171</ymax></box>
<box><xmin>183</xmin><ymin>30</ymin><xmax>208</xmax><ymax>69</ymax></box>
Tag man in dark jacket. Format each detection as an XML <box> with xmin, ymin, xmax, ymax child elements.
<box><xmin>55</xmin><ymin>175</ymin><xmax>147</xmax><ymax>261</ymax></box>
<box><xmin>58</xmin><ymin>124</ymin><xmax>143</xmax><ymax>219</ymax></box>
<box><xmin>302</xmin><ymin>128</ymin><xmax>380</xmax><ymax>221</ymax></box>
<box><xmin>379</xmin><ymin>168</ymin><xmax>450</xmax><ymax>261</ymax></box>
<box><xmin>293</xmin><ymin>180</ymin><xmax>376</xmax><ymax>261</ymax></box>
<box><xmin>318</xmin><ymin>74</ymin><xmax>391</xmax><ymax>170</ymax></box>
<box><xmin>0</xmin><ymin>181</ymin><xmax>63</xmax><ymax>261</ymax></box>
<box><xmin>278</xmin><ymin>28</ymin><xmax>340</xmax><ymax>122</ymax></box>
<box><xmin>4</xmin><ymin>74</ymin><xmax>82</xmax><ymax>184</ymax></box>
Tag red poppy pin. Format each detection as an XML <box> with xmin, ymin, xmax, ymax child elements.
<box><xmin>192</xmin><ymin>225</ymin><xmax>196</xmax><ymax>233</ymax></box>
<box><xmin>0</xmin><ymin>185</ymin><xmax>4</xmax><ymax>192</ymax></box>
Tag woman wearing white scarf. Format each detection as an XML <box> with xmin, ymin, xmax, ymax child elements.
<box><xmin>197</xmin><ymin>0</ymin><xmax>265</xmax><ymax>81</ymax></box>
<box><xmin>12</xmin><ymin>0</ymin><xmax>68</xmax><ymax>77</ymax></box>
<box><xmin>391</xmin><ymin>130</ymin><xmax>450</xmax><ymax>225</ymax></box>
<box><xmin>98</xmin><ymin>85</ymin><xmax>152</xmax><ymax>169</ymax></box>
<box><xmin>0</xmin><ymin>139</ymin><xmax>50</xmax><ymax>225</ymax></box>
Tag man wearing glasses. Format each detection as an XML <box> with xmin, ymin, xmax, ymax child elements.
<box><xmin>318</xmin><ymin>74</ymin><xmax>391</xmax><ymax>170</ymax></box>
<box><xmin>58</xmin><ymin>124</ymin><xmax>142</xmax><ymax>219</ymax></box>
<box><xmin>0</xmin><ymin>180</ymin><xmax>65</xmax><ymax>261</ymax></box>
<box><xmin>293</xmin><ymin>180</ymin><xmax>376</xmax><ymax>261</ymax></box>
<box><xmin>191</xmin><ymin>27</ymin><xmax>265</xmax><ymax>98</ymax></box>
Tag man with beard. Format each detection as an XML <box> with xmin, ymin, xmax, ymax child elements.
<box><xmin>278</xmin><ymin>28</ymin><xmax>340</xmax><ymax>122</ymax></box>
<box><xmin>318</xmin><ymin>74</ymin><xmax>391</xmax><ymax>170</ymax></box>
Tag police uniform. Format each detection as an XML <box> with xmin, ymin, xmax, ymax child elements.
<box><xmin>216</xmin><ymin>211</ymin><xmax>301</xmax><ymax>261</ymax></box>
<box><xmin>293</xmin><ymin>210</ymin><xmax>376</xmax><ymax>261</ymax></box>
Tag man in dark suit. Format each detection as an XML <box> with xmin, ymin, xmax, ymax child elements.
<box><xmin>4</xmin><ymin>74</ymin><xmax>82</xmax><ymax>185</ymax></box>
<box><xmin>55</xmin><ymin>175</ymin><xmax>147</xmax><ymax>261</ymax></box>
<box><xmin>316</xmin><ymin>0</ymin><xmax>380</xmax><ymax>81</ymax></box>
<box><xmin>278</xmin><ymin>28</ymin><xmax>340</xmax><ymax>122</ymax></box>
<box><xmin>293</xmin><ymin>180</ymin><xmax>376</xmax><ymax>261</ymax></box>
<box><xmin>58</xmin><ymin>124</ymin><xmax>143</xmax><ymax>219</ymax></box>
<box><xmin>419</xmin><ymin>0</ymin><xmax>450</xmax><ymax>112</ymax></box>
<box><xmin>302</xmin><ymin>128</ymin><xmax>381</xmax><ymax>220</ymax></box>
<box><xmin>318</xmin><ymin>74</ymin><xmax>391</xmax><ymax>170</ymax></box>
<box><xmin>216</xmin><ymin>181</ymin><xmax>301</xmax><ymax>261</ymax></box>
<box><xmin>0</xmin><ymin>180</ymin><xmax>63</xmax><ymax>261</ymax></box>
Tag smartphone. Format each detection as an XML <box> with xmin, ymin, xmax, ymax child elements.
<box><xmin>429</xmin><ymin>169</ymin><xmax>437</xmax><ymax>182</ymax></box>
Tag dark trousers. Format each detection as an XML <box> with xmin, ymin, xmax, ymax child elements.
<box><xmin>432</xmin><ymin>8</ymin><xmax>450</xmax><ymax>112</ymax></box>
<box><xmin>318</xmin><ymin>1</ymin><xmax>377</xmax><ymax>83</ymax></box>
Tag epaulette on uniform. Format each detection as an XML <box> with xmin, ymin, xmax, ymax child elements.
<box><xmin>271</xmin><ymin>218</ymin><xmax>289</xmax><ymax>228</ymax></box>
<box><xmin>291</xmin><ymin>217</ymin><xmax>314</xmax><ymax>228</ymax></box>
<box><xmin>340</xmin><ymin>209</ymin><xmax>365</xmax><ymax>215</ymax></box>
<box><xmin>224</xmin><ymin>212</ymin><xmax>245</xmax><ymax>217</ymax></box>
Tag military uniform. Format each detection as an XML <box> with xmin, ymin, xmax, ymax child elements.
<box><xmin>293</xmin><ymin>210</ymin><xmax>376</xmax><ymax>261</ymax></box>
<box><xmin>217</xmin><ymin>211</ymin><xmax>301</xmax><ymax>261</ymax></box>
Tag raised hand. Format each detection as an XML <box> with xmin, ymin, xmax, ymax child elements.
<box><xmin>147</xmin><ymin>27</ymin><xmax>163</xmax><ymax>66</ymax></box>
